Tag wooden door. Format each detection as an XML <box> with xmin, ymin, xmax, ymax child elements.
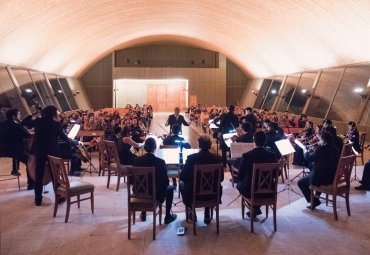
<box><xmin>147</xmin><ymin>84</ymin><xmax>157</xmax><ymax>111</ymax></box>
<box><xmin>156</xmin><ymin>84</ymin><xmax>167</xmax><ymax>112</ymax></box>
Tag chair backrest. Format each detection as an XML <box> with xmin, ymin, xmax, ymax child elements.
<box><xmin>48</xmin><ymin>155</ymin><xmax>70</xmax><ymax>190</ymax></box>
<box><xmin>333</xmin><ymin>155</ymin><xmax>356</xmax><ymax>188</ymax></box>
<box><xmin>251</xmin><ymin>163</ymin><xmax>280</xmax><ymax>199</ymax></box>
<box><xmin>341</xmin><ymin>143</ymin><xmax>353</xmax><ymax>157</ymax></box>
<box><xmin>127</xmin><ymin>167</ymin><xmax>156</xmax><ymax>201</ymax></box>
<box><xmin>193</xmin><ymin>164</ymin><xmax>223</xmax><ymax>202</ymax></box>
<box><xmin>359</xmin><ymin>132</ymin><xmax>366</xmax><ymax>150</ymax></box>
<box><xmin>104</xmin><ymin>140</ymin><xmax>121</xmax><ymax>165</ymax></box>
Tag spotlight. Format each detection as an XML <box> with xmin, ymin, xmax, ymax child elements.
<box><xmin>25</xmin><ymin>88</ymin><xmax>33</xmax><ymax>93</ymax></box>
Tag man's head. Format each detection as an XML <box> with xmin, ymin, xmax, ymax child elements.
<box><xmin>42</xmin><ymin>105</ymin><xmax>58</xmax><ymax>119</ymax></box>
<box><xmin>322</xmin><ymin>118</ymin><xmax>333</xmax><ymax>128</ymax></box>
<box><xmin>198</xmin><ymin>135</ymin><xmax>212</xmax><ymax>150</ymax></box>
<box><xmin>254</xmin><ymin>131</ymin><xmax>266</xmax><ymax>147</ymax></box>
<box><xmin>241</xmin><ymin>121</ymin><xmax>253</xmax><ymax>133</ymax></box>
<box><xmin>6</xmin><ymin>108</ymin><xmax>20</xmax><ymax>121</ymax></box>
<box><xmin>144</xmin><ymin>137</ymin><xmax>157</xmax><ymax>153</ymax></box>
<box><xmin>228</xmin><ymin>105</ymin><xmax>235</xmax><ymax>113</ymax></box>
<box><xmin>320</xmin><ymin>131</ymin><xmax>333</xmax><ymax>146</ymax></box>
<box><xmin>171</xmin><ymin>124</ymin><xmax>181</xmax><ymax>135</ymax></box>
<box><xmin>174</xmin><ymin>107</ymin><xmax>180</xmax><ymax>115</ymax></box>
<box><xmin>246</xmin><ymin>107</ymin><xmax>253</xmax><ymax>113</ymax></box>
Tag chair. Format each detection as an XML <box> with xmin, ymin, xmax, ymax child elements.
<box><xmin>159</xmin><ymin>145</ymin><xmax>181</xmax><ymax>197</ymax></box>
<box><xmin>97</xmin><ymin>140</ymin><xmax>108</xmax><ymax>176</ymax></box>
<box><xmin>127</xmin><ymin>166</ymin><xmax>162</xmax><ymax>240</ymax></box>
<box><xmin>104</xmin><ymin>140</ymin><xmax>131</xmax><ymax>192</ymax></box>
<box><xmin>356</xmin><ymin>132</ymin><xmax>366</xmax><ymax>165</ymax></box>
<box><xmin>48</xmin><ymin>156</ymin><xmax>95</xmax><ymax>223</ymax></box>
<box><xmin>0</xmin><ymin>157</ymin><xmax>21</xmax><ymax>191</ymax></box>
<box><xmin>188</xmin><ymin>164</ymin><xmax>223</xmax><ymax>235</ymax></box>
<box><xmin>341</xmin><ymin>143</ymin><xmax>354</xmax><ymax>157</ymax></box>
<box><xmin>310</xmin><ymin>155</ymin><xmax>355</xmax><ymax>221</ymax></box>
<box><xmin>241</xmin><ymin>163</ymin><xmax>279</xmax><ymax>233</ymax></box>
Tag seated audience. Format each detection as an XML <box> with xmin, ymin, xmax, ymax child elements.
<box><xmin>236</xmin><ymin>131</ymin><xmax>277</xmax><ymax>219</ymax></box>
<box><xmin>297</xmin><ymin>131</ymin><xmax>340</xmax><ymax>209</ymax></box>
<box><xmin>180</xmin><ymin>135</ymin><xmax>223</xmax><ymax>224</ymax></box>
<box><xmin>133</xmin><ymin>138</ymin><xmax>177</xmax><ymax>224</ymax></box>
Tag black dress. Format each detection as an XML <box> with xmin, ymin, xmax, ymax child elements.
<box><xmin>116</xmin><ymin>138</ymin><xmax>137</xmax><ymax>165</ymax></box>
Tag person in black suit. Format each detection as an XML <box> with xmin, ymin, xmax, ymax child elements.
<box><xmin>0</xmin><ymin>109</ymin><xmax>34</xmax><ymax>188</ymax></box>
<box><xmin>163</xmin><ymin>124</ymin><xmax>191</xmax><ymax>149</ymax></box>
<box><xmin>165</xmin><ymin>107</ymin><xmax>189</xmax><ymax>133</ymax></box>
<box><xmin>180</xmin><ymin>135</ymin><xmax>223</xmax><ymax>224</ymax></box>
<box><xmin>346</xmin><ymin>121</ymin><xmax>361</xmax><ymax>153</ymax></box>
<box><xmin>298</xmin><ymin>131</ymin><xmax>340</xmax><ymax>209</ymax></box>
<box><xmin>240</xmin><ymin>107</ymin><xmax>257</xmax><ymax>133</ymax></box>
<box><xmin>236</xmin><ymin>131</ymin><xmax>277</xmax><ymax>219</ymax></box>
<box><xmin>236</xmin><ymin>121</ymin><xmax>254</xmax><ymax>143</ymax></box>
<box><xmin>219</xmin><ymin>105</ymin><xmax>239</xmax><ymax>166</ymax></box>
<box><xmin>133</xmin><ymin>137</ymin><xmax>177</xmax><ymax>224</ymax></box>
<box><xmin>32</xmin><ymin>106</ymin><xmax>70</xmax><ymax>206</ymax></box>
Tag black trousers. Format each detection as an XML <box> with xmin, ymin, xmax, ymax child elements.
<box><xmin>34</xmin><ymin>155</ymin><xmax>49</xmax><ymax>203</ymax></box>
<box><xmin>297</xmin><ymin>173</ymin><xmax>321</xmax><ymax>203</ymax></box>
<box><xmin>360</xmin><ymin>160</ymin><xmax>370</xmax><ymax>186</ymax></box>
<box><xmin>143</xmin><ymin>186</ymin><xmax>174</xmax><ymax>216</ymax></box>
<box><xmin>12</xmin><ymin>149</ymin><xmax>34</xmax><ymax>186</ymax></box>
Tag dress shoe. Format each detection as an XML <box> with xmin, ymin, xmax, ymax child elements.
<box><xmin>246</xmin><ymin>208</ymin><xmax>262</xmax><ymax>219</ymax></box>
<box><xmin>204</xmin><ymin>208</ymin><xmax>211</xmax><ymax>224</ymax></box>
<box><xmin>164</xmin><ymin>214</ymin><xmax>177</xmax><ymax>224</ymax></box>
<box><xmin>140</xmin><ymin>211</ymin><xmax>147</xmax><ymax>221</ymax></box>
<box><xmin>11</xmin><ymin>171</ymin><xmax>20</xmax><ymax>176</ymax></box>
<box><xmin>27</xmin><ymin>184</ymin><xmax>35</xmax><ymax>190</ymax></box>
<box><xmin>35</xmin><ymin>200</ymin><xmax>42</xmax><ymax>206</ymax></box>
<box><xmin>355</xmin><ymin>185</ymin><xmax>370</xmax><ymax>191</ymax></box>
<box><xmin>306</xmin><ymin>200</ymin><xmax>321</xmax><ymax>210</ymax></box>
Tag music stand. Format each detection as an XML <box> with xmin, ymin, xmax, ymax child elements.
<box><xmin>275</xmin><ymin>139</ymin><xmax>302</xmax><ymax>197</ymax></box>
<box><xmin>290</xmin><ymin>139</ymin><xmax>310</xmax><ymax>181</ymax></box>
<box><xmin>351</xmin><ymin>146</ymin><xmax>361</xmax><ymax>182</ymax></box>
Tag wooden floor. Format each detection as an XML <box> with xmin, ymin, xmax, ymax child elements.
<box><xmin>0</xmin><ymin>112</ymin><xmax>369</xmax><ymax>255</ymax></box>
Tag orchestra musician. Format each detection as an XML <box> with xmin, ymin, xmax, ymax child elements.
<box><xmin>344</xmin><ymin>121</ymin><xmax>362</xmax><ymax>153</ymax></box>
<box><xmin>293</xmin><ymin>120</ymin><xmax>314</xmax><ymax>166</ymax></box>
<box><xmin>116</xmin><ymin>126</ymin><xmax>142</xmax><ymax>165</ymax></box>
<box><xmin>32</xmin><ymin>105</ymin><xmax>70</xmax><ymax>206</ymax></box>
<box><xmin>165</xmin><ymin>107</ymin><xmax>190</xmax><ymax>133</ymax></box>
<box><xmin>235</xmin><ymin>121</ymin><xmax>254</xmax><ymax>143</ymax></box>
<box><xmin>0</xmin><ymin>108</ymin><xmax>35</xmax><ymax>189</ymax></box>
<box><xmin>240</xmin><ymin>107</ymin><xmax>257</xmax><ymax>133</ymax></box>
<box><xmin>297</xmin><ymin>131</ymin><xmax>340</xmax><ymax>209</ymax></box>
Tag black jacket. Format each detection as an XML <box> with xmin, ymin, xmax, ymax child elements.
<box><xmin>32</xmin><ymin>117</ymin><xmax>69</xmax><ymax>157</ymax></box>
<box><xmin>236</xmin><ymin>133</ymin><xmax>254</xmax><ymax>143</ymax></box>
<box><xmin>133</xmin><ymin>153</ymin><xmax>169</xmax><ymax>203</ymax></box>
<box><xmin>0</xmin><ymin>120</ymin><xmax>30</xmax><ymax>157</ymax></box>
<box><xmin>167</xmin><ymin>114</ymin><xmax>189</xmax><ymax>132</ymax></box>
<box><xmin>304</xmin><ymin>144</ymin><xmax>340</xmax><ymax>186</ymax></box>
<box><xmin>219</xmin><ymin>112</ymin><xmax>239</xmax><ymax>134</ymax></box>
<box><xmin>180</xmin><ymin>149</ymin><xmax>223</xmax><ymax>206</ymax></box>
<box><xmin>237</xmin><ymin>147</ymin><xmax>277</xmax><ymax>198</ymax></box>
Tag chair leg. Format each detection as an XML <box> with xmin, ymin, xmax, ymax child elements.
<box><xmin>17</xmin><ymin>173</ymin><xmax>21</xmax><ymax>191</ymax></box>
<box><xmin>91</xmin><ymin>192</ymin><xmax>94</xmax><ymax>214</ymax></box>
<box><xmin>345</xmin><ymin>191</ymin><xmax>351</xmax><ymax>216</ymax></box>
<box><xmin>53</xmin><ymin>195</ymin><xmax>59</xmax><ymax>217</ymax></box>
<box><xmin>107</xmin><ymin>170</ymin><xmax>111</xmax><ymax>188</ymax></box>
<box><xmin>133</xmin><ymin>211</ymin><xmax>136</xmax><ymax>225</ymax></box>
<box><xmin>128</xmin><ymin>210</ymin><xmax>131</xmax><ymax>240</ymax></box>
<box><xmin>153</xmin><ymin>208</ymin><xmax>156</xmax><ymax>240</ymax></box>
<box><xmin>284</xmin><ymin>166</ymin><xmax>288</xmax><ymax>180</ymax></box>
<box><xmin>266</xmin><ymin>205</ymin><xmax>269</xmax><ymax>218</ymax></box>
<box><xmin>216</xmin><ymin>205</ymin><xmax>219</xmax><ymax>234</ymax></box>
<box><xmin>210</xmin><ymin>207</ymin><xmax>214</xmax><ymax>220</ymax></box>
<box><xmin>193</xmin><ymin>207</ymin><xmax>196</xmax><ymax>235</ymax></box>
<box><xmin>159</xmin><ymin>205</ymin><xmax>162</xmax><ymax>225</ymax></box>
<box><xmin>273</xmin><ymin>204</ymin><xmax>277</xmax><ymax>231</ymax></box>
<box><xmin>65</xmin><ymin>198</ymin><xmax>71</xmax><ymax>223</ymax></box>
<box><xmin>116</xmin><ymin>172</ymin><xmax>121</xmax><ymax>192</ymax></box>
<box><xmin>241</xmin><ymin>198</ymin><xmax>245</xmax><ymax>219</ymax></box>
<box><xmin>250</xmin><ymin>206</ymin><xmax>254</xmax><ymax>233</ymax></box>
<box><xmin>333</xmin><ymin>194</ymin><xmax>338</xmax><ymax>221</ymax></box>
<box><xmin>361</xmin><ymin>153</ymin><xmax>364</xmax><ymax>165</ymax></box>
<box><xmin>77</xmin><ymin>195</ymin><xmax>80</xmax><ymax>208</ymax></box>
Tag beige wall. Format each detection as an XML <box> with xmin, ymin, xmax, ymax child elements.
<box><xmin>239</xmin><ymin>79</ymin><xmax>264</xmax><ymax>107</ymax></box>
<box><xmin>66</xmin><ymin>77</ymin><xmax>92</xmax><ymax>110</ymax></box>
<box><xmin>112</xmin><ymin>54</ymin><xmax>227</xmax><ymax>106</ymax></box>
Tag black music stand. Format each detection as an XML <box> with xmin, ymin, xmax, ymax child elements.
<box><xmin>275</xmin><ymin>139</ymin><xmax>303</xmax><ymax>198</ymax></box>
<box><xmin>82</xmin><ymin>148</ymin><xmax>98</xmax><ymax>175</ymax></box>
<box><xmin>290</xmin><ymin>139</ymin><xmax>309</xmax><ymax>182</ymax></box>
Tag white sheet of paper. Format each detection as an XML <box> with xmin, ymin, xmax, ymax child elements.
<box><xmin>294</xmin><ymin>139</ymin><xmax>307</xmax><ymax>151</ymax></box>
<box><xmin>275</xmin><ymin>139</ymin><xmax>296</xmax><ymax>156</ymax></box>
<box><xmin>223</xmin><ymin>132</ymin><xmax>237</xmax><ymax>148</ymax></box>
<box><xmin>230</xmin><ymin>143</ymin><xmax>254</xmax><ymax>158</ymax></box>
<box><xmin>67</xmin><ymin>124</ymin><xmax>81</xmax><ymax>140</ymax></box>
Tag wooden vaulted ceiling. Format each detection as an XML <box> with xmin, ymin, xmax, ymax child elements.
<box><xmin>1</xmin><ymin>0</ymin><xmax>370</xmax><ymax>78</ymax></box>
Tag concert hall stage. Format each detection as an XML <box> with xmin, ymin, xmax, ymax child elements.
<box><xmin>0</xmin><ymin>113</ymin><xmax>369</xmax><ymax>255</ymax></box>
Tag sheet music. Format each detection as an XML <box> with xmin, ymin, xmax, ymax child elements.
<box><xmin>230</xmin><ymin>143</ymin><xmax>254</xmax><ymax>158</ymax></box>
<box><xmin>294</xmin><ymin>139</ymin><xmax>307</xmax><ymax>151</ymax></box>
<box><xmin>223</xmin><ymin>132</ymin><xmax>237</xmax><ymax>148</ymax></box>
<box><xmin>275</xmin><ymin>139</ymin><xmax>296</xmax><ymax>156</ymax></box>
<box><xmin>67</xmin><ymin>124</ymin><xmax>81</xmax><ymax>140</ymax></box>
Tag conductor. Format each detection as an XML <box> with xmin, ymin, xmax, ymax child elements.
<box><xmin>165</xmin><ymin>107</ymin><xmax>190</xmax><ymax>134</ymax></box>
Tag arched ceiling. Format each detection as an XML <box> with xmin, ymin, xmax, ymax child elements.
<box><xmin>1</xmin><ymin>0</ymin><xmax>370</xmax><ymax>78</ymax></box>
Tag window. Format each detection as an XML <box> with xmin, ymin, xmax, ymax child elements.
<box><xmin>58</xmin><ymin>77</ymin><xmax>79</xmax><ymax>110</ymax></box>
<box><xmin>306</xmin><ymin>68</ymin><xmax>344</xmax><ymax>118</ymax></box>
<box><xmin>360</xmin><ymin>100</ymin><xmax>370</xmax><ymax>125</ymax></box>
<box><xmin>253</xmin><ymin>79</ymin><xmax>272</xmax><ymax>109</ymax></box>
<box><xmin>30</xmin><ymin>71</ymin><xmax>55</xmax><ymax>107</ymax></box>
<box><xmin>11</xmin><ymin>68</ymin><xmax>43</xmax><ymax>111</ymax></box>
<box><xmin>0</xmin><ymin>67</ymin><xmax>27</xmax><ymax>120</ymax></box>
<box><xmin>276</xmin><ymin>74</ymin><xmax>300</xmax><ymax>112</ymax></box>
<box><xmin>47</xmin><ymin>75</ymin><xmax>71</xmax><ymax>112</ymax></box>
<box><xmin>261</xmin><ymin>77</ymin><xmax>284</xmax><ymax>110</ymax></box>
<box><xmin>288</xmin><ymin>72</ymin><xmax>317</xmax><ymax>114</ymax></box>
<box><xmin>327</xmin><ymin>65</ymin><xmax>370</xmax><ymax>122</ymax></box>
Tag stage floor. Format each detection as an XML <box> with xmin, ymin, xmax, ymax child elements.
<box><xmin>0</xmin><ymin>113</ymin><xmax>369</xmax><ymax>255</ymax></box>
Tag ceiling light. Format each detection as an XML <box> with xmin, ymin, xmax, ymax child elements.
<box><xmin>301</xmin><ymin>89</ymin><xmax>307</xmax><ymax>94</ymax></box>
<box><xmin>25</xmin><ymin>88</ymin><xmax>33</xmax><ymax>93</ymax></box>
<box><xmin>57</xmin><ymin>89</ymin><xmax>63</xmax><ymax>93</ymax></box>
<box><xmin>353</xmin><ymin>87</ymin><xmax>364</xmax><ymax>94</ymax></box>
<box><xmin>271</xmin><ymin>89</ymin><xmax>277</xmax><ymax>94</ymax></box>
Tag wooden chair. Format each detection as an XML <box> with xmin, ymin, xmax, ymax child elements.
<box><xmin>48</xmin><ymin>156</ymin><xmax>95</xmax><ymax>223</ymax></box>
<box><xmin>188</xmin><ymin>164</ymin><xmax>223</xmax><ymax>235</ymax></box>
<box><xmin>241</xmin><ymin>163</ymin><xmax>279</xmax><ymax>233</ymax></box>
<box><xmin>104</xmin><ymin>140</ymin><xmax>131</xmax><ymax>191</ymax></box>
<box><xmin>127</xmin><ymin>167</ymin><xmax>162</xmax><ymax>240</ymax></box>
<box><xmin>356</xmin><ymin>132</ymin><xmax>366</xmax><ymax>165</ymax></box>
<box><xmin>97</xmin><ymin>140</ymin><xmax>108</xmax><ymax>176</ymax></box>
<box><xmin>310</xmin><ymin>155</ymin><xmax>355</xmax><ymax>221</ymax></box>
<box><xmin>159</xmin><ymin>145</ymin><xmax>181</xmax><ymax>197</ymax></box>
<box><xmin>341</xmin><ymin>143</ymin><xmax>354</xmax><ymax>157</ymax></box>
